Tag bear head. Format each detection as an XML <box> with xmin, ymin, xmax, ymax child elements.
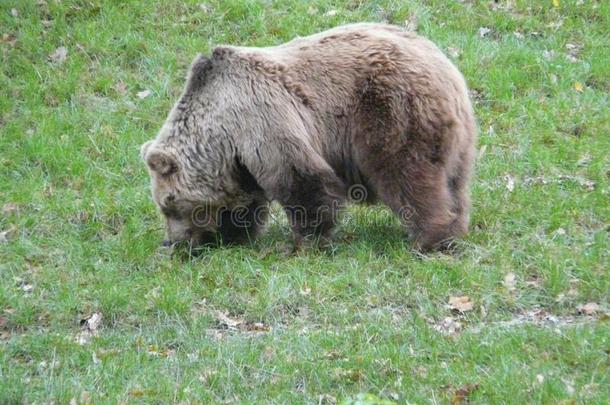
<box><xmin>140</xmin><ymin>52</ymin><xmax>263</xmax><ymax>248</ymax></box>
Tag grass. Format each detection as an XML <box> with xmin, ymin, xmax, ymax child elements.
<box><xmin>0</xmin><ymin>0</ymin><xmax>608</xmax><ymax>403</ymax></box>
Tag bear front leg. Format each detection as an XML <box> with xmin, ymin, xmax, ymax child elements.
<box><xmin>217</xmin><ymin>198</ymin><xmax>269</xmax><ymax>245</ymax></box>
<box><xmin>279</xmin><ymin>166</ymin><xmax>346</xmax><ymax>250</ymax></box>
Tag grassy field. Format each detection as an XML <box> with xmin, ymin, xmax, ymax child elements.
<box><xmin>1</xmin><ymin>0</ymin><xmax>608</xmax><ymax>403</ymax></box>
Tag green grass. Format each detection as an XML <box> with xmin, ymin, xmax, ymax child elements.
<box><xmin>1</xmin><ymin>0</ymin><xmax>608</xmax><ymax>403</ymax></box>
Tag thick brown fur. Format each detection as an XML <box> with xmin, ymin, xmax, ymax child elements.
<box><xmin>141</xmin><ymin>23</ymin><xmax>477</xmax><ymax>251</ymax></box>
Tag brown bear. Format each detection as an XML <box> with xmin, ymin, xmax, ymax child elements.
<box><xmin>141</xmin><ymin>23</ymin><xmax>476</xmax><ymax>251</ymax></box>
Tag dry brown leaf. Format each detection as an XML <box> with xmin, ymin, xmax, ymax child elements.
<box><xmin>49</xmin><ymin>46</ymin><xmax>68</xmax><ymax>64</ymax></box>
<box><xmin>503</xmin><ymin>272</ymin><xmax>517</xmax><ymax>291</ymax></box>
<box><xmin>577</xmin><ymin>154</ymin><xmax>592</xmax><ymax>167</ymax></box>
<box><xmin>504</xmin><ymin>174</ymin><xmax>515</xmax><ymax>192</ymax></box>
<box><xmin>543</xmin><ymin>50</ymin><xmax>556</xmax><ymax>60</ymax></box>
<box><xmin>434</xmin><ymin>317</ymin><xmax>462</xmax><ymax>336</ymax></box>
<box><xmin>80</xmin><ymin>391</ymin><xmax>92</xmax><ymax>404</ymax></box>
<box><xmin>115</xmin><ymin>81</ymin><xmax>128</xmax><ymax>95</ymax></box>
<box><xmin>299</xmin><ymin>286</ymin><xmax>311</xmax><ymax>296</ymax></box>
<box><xmin>76</xmin><ymin>312</ymin><xmax>102</xmax><ymax>345</ymax></box>
<box><xmin>213</xmin><ymin>310</ymin><xmax>243</xmax><ymax>329</ymax></box>
<box><xmin>245</xmin><ymin>322</ymin><xmax>271</xmax><ymax>332</ymax></box>
<box><xmin>449</xmin><ymin>296</ymin><xmax>474</xmax><ymax>313</ymax></box>
<box><xmin>147</xmin><ymin>345</ymin><xmax>175</xmax><ymax>358</ymax></box>
<box><xmin>577</xmin><ymin>302</ymin><xmax>599</xmax><ymax>315</ymax></box>
<box><xmin>0</xmin><ymin>226</ymin><xmax>16</xmax><ymax>243</ymax></box>
<box><xmin>318</xmin><ymin>394</ymin><xmax>337</xmax><ymax>404</ymax></box>
<box><xmin>478</xmin><ymin>27</ymin><xmax>491</xmax><ymax>38</ymax></box>
<box><xmin>1</xmin><ymin>33</ymin><xmax>17</xmax><ymax>46</ymax></box>
<box><xmin>82</xmin><ymin>312</ymin><xmax>102</xmax><ymax>331</ymax></box>
<box><xmin>137</xmin><ymin>89</ymin><xmax>151</xmax><ymax>99</ymax></box>
<box><xmin>451</xmin><ymin>383</ymin><xmax>480</xmax><ymax>404</ymax></box>
<box><xmin>2</xmin><ymin>203</ymin><xmax>18</xmax><ymax>215</ymax></box>
<box><xmin>447</xmin><ymin>46</ymin><xmax>461</xmax><ymax>59</ymax></box>
<box><xmin>404</xmin><ymin>13</ymin><xmax>418</xmax><ymax>32</ymax></box>
<box><xmin>263</xmin><ymin>346</ymin><xmax>274</xmax><ymax>360</ymax></box>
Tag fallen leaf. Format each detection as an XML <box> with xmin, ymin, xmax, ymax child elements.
<box><xmin>137</xmin><ymin>89</ymin><xmax>151</xmax><ymax>99</ymax></box>
<box><xmin>1</xmin><ymin>33</ymin><xmax>17</xmax><ymax>46</ymax></box>
<box><xmin>563</xmin><ymin>378</ymin><xmax>575</xmax><ymax>395</ymax></box>
<box><xmin>129</xmin><ymin>390</ymin><xmax>146</xmax><ymax>397</ymax></box>
<box><xmin>213</xmin><ymin>310</ymin><xmax>243</xmax><ymax>329</ymax></box>
<box><xmin>542</xmin><ymin>50</ymin><xmax>556</xmax><ymax>60</ymax></box>
<box><xmin>2</xmin><ymin>203</ymin><xmax>18</xmax><ymax>215</ymax></box>
<box><xmin>80</xmin><ymin>391</ymin><xmax>92</xmax><ymax>404</ymax></box>
<box><xmin>504</xmin><ymin>174</ymin><xmax>515</xmax><ymax>192</ymax></box>
<box><xmin>332</xmin><ymin>368</ymin><xmax>363</xmax><ymax>382</ymax></box>
<box><xmin>318</xmin><ymin>394</ymin><xmax>337</xmax><ymax>404</ymax></box>
<box><xmin>263</xmin><ymin>346</ymin><xmax>274</xmax><ymax>360</ymax></box>
<box><xmin>434</xmin><ymin>317</ymin><xmax>462</xmax><ymax>336</ymax></box>
<box><xmin>576</xmin><ymin>154</ymin><xmax>591</xmax><ymax>167</ymax></box>
<box><xmin>565</xmin><ymin>43</ymin><xmax>581</xmax><ymax>63</ymax></box>
<box><xmin>577</xmin><ymin>302</ymin><xmax>599</xmax><ymax>315</ymax></box>
<box><xmin>245</xmin><ymin>322</ymin><xmax>271</xmax><ymax>332</ymax></box>
<box><xmin>447</xmin><ymin>46</ymin><xmax>461</xmax><ymax>59</ymax></box>
<box><xmin>503</xmin><ymin>273</ymin><xmax>517</xmax><ymax>291</ymax></box>
<box><xmin>76</xmin><ymin>312</ymin><xmax>103</xmax><ymax>345</ymax></box>
<box><xmin>448</xmin><ymin>296</ymin><xmax>474</xmax><ymax>313</ymax></box>
<box><xmin>478</xmin><ymin>27</ymin><xmax>491</xmax><ymax>38</ymax></box>
<box><xmin>342</xmin><ymin>393</ymin><xmax>394</xmax><ymax>404</ymax></box>
<box><xmin>404</xmin><ymin>13</ymin><xmax>418</xmax><ymax>32</ymax></box>
<box><xmin>49</xmin><ymin>46</ymin><xmax>68</xmax><ymax>64</ymax></box>
<box><xmin>451</xmin><ymin>383</ymin><xmax>480</xmax><ymax>404</ymax></box>
<box><xmin>573</xmin><ymin>81</ymin><xmax>584</xmax><ymax>92</ymax></box>
<box><xmin>0</xmin><ymin>226</ymin><xmax>16</xmax><ymax>243</ymax></box>
<box><xmin>147</xmin><ymin>345</ymin><xmax>175</xmax><ymax>358</ymax></box>
<box><xmin>81</xmin><ymin>312</ymin><xmax>102</xmax><ymax>331</ymax></box>
<box><xmin>115</xmin><ymin>81</ymin><xmax>128</xmax><ymax>95</ymax></box>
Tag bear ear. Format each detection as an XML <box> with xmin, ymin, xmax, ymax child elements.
<box><xmin>186</xmin><ymin>53</ymin><xmax>213</xmax><ymax>92</ymax></box>
<box><xmin>145</xmin><ymin>149</ymin><xmax>178</xmax><ymax>176</ymax></box>
<box><xmin>140</xmin><ymin>140</ymin><xmax>154</xmax><ymax>161</ymax></box>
